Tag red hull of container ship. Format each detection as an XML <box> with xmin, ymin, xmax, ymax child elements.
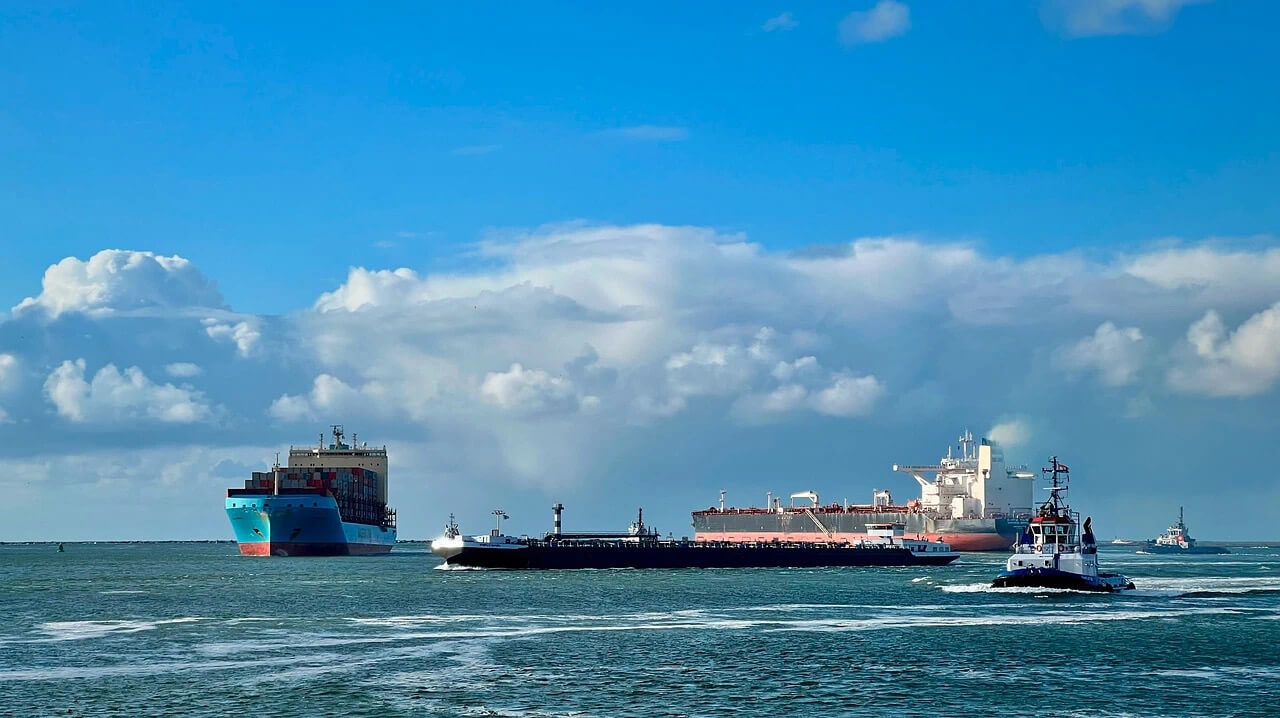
<box><xmin>694</xmin><ymin>530</ymin><xmax>1010</xmax><ymax>552</ymax></box>
<box><xmin>238</xmin><ymin>541</ymin><xmax>393</xmax><ymax>557</ymax></box>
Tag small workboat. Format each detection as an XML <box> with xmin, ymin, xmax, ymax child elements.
<box><xmin>992</xmin><ymin>457</ymin><xmax>1134</xmax><ymax>593</ymax></box>
<box><xmin>1142</xmin><ymin>507</ymin><xmax>1229</xmax><ymax>554</ymax></box>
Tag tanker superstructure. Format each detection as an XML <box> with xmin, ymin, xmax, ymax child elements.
<box><xmin>692</xmin><ymin>430</ymin><xmax>1034</xmax><ymax>551</ymax></box>
<box><xmin>225</xmin><ymin>425</ymin><xmax>396</xmax><ymax>556</ymax></box>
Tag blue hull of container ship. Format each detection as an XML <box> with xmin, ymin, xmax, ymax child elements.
<box><xmin>225</xmin><ymin>495</ymin><xmax>396</xmax><ymax>556</ymax></box>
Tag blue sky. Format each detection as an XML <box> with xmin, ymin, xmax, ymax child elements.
<box><xmin>5</xmin><ymin>1</ymin><xmax>1277</xmax><ymax>311</ymax></box>
<box><xmin>1</xmin><ymin>1</ymin><xmax>1278</xmax><ymax>541</ymax></box>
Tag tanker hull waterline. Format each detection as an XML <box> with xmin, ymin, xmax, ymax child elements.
<box><xmin>691</xmin><ymin>513</ymin><xmax>1026</xmax><ymax>552</ymax></box>
<box><xmin>226</xmin><ymin>494</ymin><xmax>395</xmax><ymax>556</ymax></box>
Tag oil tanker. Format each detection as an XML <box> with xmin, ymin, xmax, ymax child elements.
<box><xmin>431</xmin><ymin>505</ymin><xmax>958</xmax><ymax>569</ymax></box>
<box><xmin>225</xmin><ymin>425</ymin><xmax>396</xmax><ymax>556</ymax></box>
<box><xmin>692</xmin><ymin>430</ymin><xmax>1034</xmax><ymax>551</ymax></box>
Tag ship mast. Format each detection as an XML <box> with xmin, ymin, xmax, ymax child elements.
<box><xmin>1040</xmin><ymin>456</ymin><xmax>1071</xmax><ymax>518</ymax></box>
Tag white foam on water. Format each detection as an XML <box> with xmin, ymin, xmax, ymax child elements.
<box><xmin>939</xmin><ymin>582</ymin><xmax>1099</xmax><ymax>595</ymax></box>
<box><xmin>35</xmin><ymin>618</ymin><xmax>202</xmax><ymax>642</ymax></box>
<box><xmin>1149</xmin><ymin>666</ymin><xmax>1280</xmax><ymax>684</ymax></box>
<box><xmin>761</xmin><ymin>606</ymin><xmax>1241</xmax><ymax>633</ymax></box>
<box><xmin>1107</xmin><ymin>560</ymin><xmax>1279</xmax><ymax>567</ymax></box>
<box><xmin>912</xmin><ymin>577</ymin><xmax>930</xmax><ymax>583</ymax></box>
<box><xmin>347</xmin><ymin>614</ymin><xmax>500</xmax><ymax>627</ymax></box>
<box><xmin>328</xmin><ymin>605</ymin><xmax>1243</xmax><ymax>642</ymax></box>
<box><xmin>1126</xmin><ymin>575</ymin><xmax>1280</xmax><ymax>595</ymax></box>
<box><xmin>432</xmin><ymin>563</ymin><xmax>487</xmax><ymax>571</ymax></box>
<box><xmin>732</xmin><ymin>602</ymin><xmax>936</xmax><ymax>612</ymax></box>
<box><xmin>238</xmin><ymin>642</ymin><xmax>465</xmax><ymax>685</ymax></box>
<box><xmin>0</xmin><ymin>651</ymin><xmax>345</xmax><ymax>681</ymax></box>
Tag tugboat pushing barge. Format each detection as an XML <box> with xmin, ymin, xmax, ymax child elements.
<box><xmin>991</xmin><ymin>457</ymin><xmax>1133</xmax><ymax>593</ymax></box>
<box><xmin>431</xmin><ymin>504</ymin><xmax>959</xmax><ymax>569</ymax></box>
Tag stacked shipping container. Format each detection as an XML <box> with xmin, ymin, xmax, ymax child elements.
<box><xmin>245</xmin><ymin>467</ymin><xmax>394</xmax><ymax>528</ymax></box>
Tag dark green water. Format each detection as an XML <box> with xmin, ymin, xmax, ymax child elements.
<box><xmin>3</xmin><ymin>543</ymin><xmax>1279</xmax><ymax>717</ymax></box>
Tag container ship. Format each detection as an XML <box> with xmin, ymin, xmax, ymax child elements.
<box><xmin>431</xmin><ymin>505</ymin><xmax>958</xmax><ymax>569</ymax></box>
<box><xmin>692</xmin><ymin>430</ymin><xmax>1034</xmax><ymax>551</ymax></box>
<box><xmin>225</xmin><ymin>425</ymin><xmax>396</xmax><ymax>556</ymax></box>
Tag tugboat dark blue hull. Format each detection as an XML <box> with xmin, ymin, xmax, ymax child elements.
<box><xmin>993</xmin><ymin>568</ymin><xmax>1134</xmax><ymax>593</ymax></box>
<box><xmin>1140</xmin><ymin>544</ymin><xmax>1230</xmax><ymax>555</ymax></box>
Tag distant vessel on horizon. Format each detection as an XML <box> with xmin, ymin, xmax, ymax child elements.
<box><xmin>1140</xmin><ymin>507</ymin><xmax>1229</xmax><ymax>555</ymax></box>
<box><xmin>225</xmin><ymin>425</ymin><xmax>396</xmax><ymax>556</ymax></box>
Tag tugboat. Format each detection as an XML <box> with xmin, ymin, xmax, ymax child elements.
<box><xmin>1141</xmin><ymin>507</ymin><xmax>1229</xmax><ymax>554</ymax></box>
<box><xmin>992</xmin><ymin>457</ymin><xmax>1134</xmax><ymax>593</ymax></box>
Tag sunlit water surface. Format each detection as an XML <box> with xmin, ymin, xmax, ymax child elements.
<box><xmin>4</xmin><ymin>543</ymin><xmax>1279</xmax><ymax>717</ymax></box>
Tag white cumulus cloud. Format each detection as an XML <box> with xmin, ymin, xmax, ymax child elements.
<box><xmin>480</xmin><ymin>363</ymin><xmax>581</xmax><ymax>414</ymax></box>
<box><xmin>13</xmin><ymin>250</ymin><xmax>223</xmax><ymax>319</ymax></box>
<box><xmin>43</xmin><ymin>359</ymin><xmax>214</xmax><ymax>424</ymax></box>
<box><xmin>810</xmin><ymin>373</ymin><xmax>886</xmax><ymax>417</ymax></box>
<box><xmin>314</xmin><ymin>268</ymin><xmax>425</xmax><ymax>313</ymax></box>
<box><xmin>988</xmin><ymin>419</ymin><xmax>1032</xmax><ymax>448</ymax></box>
<box><xmin>203</xmin><ymin>319</ymin><xmax>261</xmax><ymax>357</ymax></box>
<box><xmin>763</xmin><ymin>11</ymin><xmax>798</xmax><ymax>32</ymax></box>
<box><xmin>1041</xmin><ymin>0</ymin><xmax>1208</xmax><ymax>38</ymax></box>
<box><xmin>1059</xmin><ymin>321</ymin><xmax>1146</xmax><ymax>386</ymax></box>
<box><xmin>0</xmin><ymin>353</ymin><xmax>19</xmax><ymax>393</ymax></box>
<box><xmin>269</xmin><ymin>374</ymin><xmax>391</xmax><ymax>422</ymax></box>
<box><xmin>0</xmin><ymin>355</ymin><xmax>14</xmax><ymax>422</ymax></box>
<box><xmin>7</xmin><ymin>227</ymin><xmax>1280</xmax><ymax>512</ymax></box>
<box><xmin>838</xmin><ymin>1</ymin><xmax>911</xmax><ymax>47</ymax></box>
<box><xmin>1167</xmin><ymin>303</ymin><xmax>1280</xmax><ymax>397</ymax></box>
<box><xmin>165</xmin><ymin>362</ymin><xmax>203</xmax><ymax>378</ymax></box>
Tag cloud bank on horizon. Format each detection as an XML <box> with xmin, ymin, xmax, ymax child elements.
<box><xmin>1</xmin><ymin>226</ymin><xmax>1278</xmax><ymax>540</ymax></box>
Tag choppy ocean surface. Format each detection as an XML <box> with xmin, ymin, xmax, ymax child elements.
<box><xmin>3</xmin><ymin>543</ymin><xmax>1279</xmax><ymax>717</ymax></box>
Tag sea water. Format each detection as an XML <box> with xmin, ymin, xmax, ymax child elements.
<box><xmin>3</xmin><ymin>543</ymin><xmax>1278</xmax><ymax>717</ymax></box>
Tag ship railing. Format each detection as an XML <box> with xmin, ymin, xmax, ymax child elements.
<box><xmin>692</xmin><ymin>505</ymin><xmax>929</xmax><ymax>516</ymax></box>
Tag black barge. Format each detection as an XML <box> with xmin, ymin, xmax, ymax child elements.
<box><xmin>431</xmin><ymin>506</ymin><xmax>960</xmax><ymax>570</ymax></box>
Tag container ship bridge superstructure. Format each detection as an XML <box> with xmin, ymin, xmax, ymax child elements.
<box><xmin>225</xmin><ymin>425</ymin><xmax>396</xmax><ymax>556</ymax></box>
<box><xmin>692</xmin><ymin>430</ymin><xmax>1035</xmax><ymax>551</ymax></box>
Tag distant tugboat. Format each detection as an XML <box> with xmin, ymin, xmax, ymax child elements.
<box><xmin>1141</xmin><ymin>507</ymin><xmax>1229</xmax><ymax>555</ymax></box>
<box><xmin>992</xmin><ymin>457</ymin><xmax>1134</xmax><ymax>593</ymax></box>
